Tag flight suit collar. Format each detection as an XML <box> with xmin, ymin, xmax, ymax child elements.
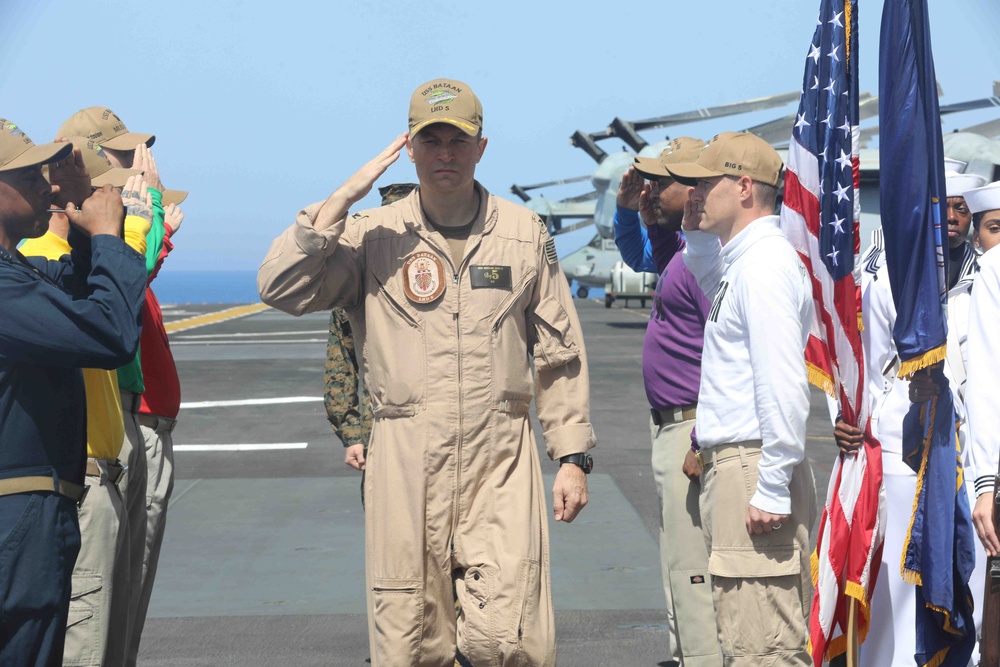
<box><xmin>400</xmin><ymin>181</ymin><xmax>499</xmax><ymax>272</ymax></box>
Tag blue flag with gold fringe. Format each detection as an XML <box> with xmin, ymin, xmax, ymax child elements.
<box><xmin>879</xmin><ymin>0</ymin><xmax>976</xmax><ymax>664</ymax></box>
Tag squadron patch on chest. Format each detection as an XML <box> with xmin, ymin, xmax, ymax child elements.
<box><xmin>469</xmin><ymin>265</ymin><xmax>512</xmax><ymax>289</ymax></box>
<box><xmin>402</xmin><ymin>251</ymin><xmax>447</xmax><ymax>304</ymax></box>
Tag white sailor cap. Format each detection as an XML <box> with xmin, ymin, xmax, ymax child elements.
<box><xmin>944</xmin><ymin>158</ymin><xmax>967</xmax><ymax>173</ymax></box>
<box><xmin>946</xmin><ymin>171</ymin><xmax>986</xmax><ymax>198</ymax></box>
<box><xmin>963</xmin><ymin>181</ymin><xmax>1000</xmax><ymax>214</ymax></box>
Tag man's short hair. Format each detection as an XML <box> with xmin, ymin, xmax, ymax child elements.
<box><xmin>753</xmin><ymin>181</ymin><xmax>779</xmax><ymax>212</ymax></box>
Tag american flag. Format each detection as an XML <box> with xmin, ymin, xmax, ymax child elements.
<box><xmin>777</xmin><ymin>0</ymin><xmax>886</xmax><ymax>664</ymax></box>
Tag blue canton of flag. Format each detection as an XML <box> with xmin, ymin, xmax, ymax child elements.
<box><xmin>791</xmin><ymin>5</ymin><xmax>856</xmax><ymax>281</ymax></box>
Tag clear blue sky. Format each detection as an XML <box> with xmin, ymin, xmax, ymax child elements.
<box><xmin>2</xmin><ymin>0</ymin><xmax>998</xmax><ymax>270</ymax></box>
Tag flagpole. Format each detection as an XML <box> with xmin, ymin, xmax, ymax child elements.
<box><xmin>846</xmin><ymin>598</ymin><xmax>859</xmax><ymax>667</ymax></box>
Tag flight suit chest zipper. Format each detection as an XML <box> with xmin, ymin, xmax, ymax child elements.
<box><xmin>450</xmin><ymin>248</ymin><xmax>478</xmax><ymax>537</ymax></box>
<box><xmin>491</xmin><ymin>269</ymin><xmax>537</xmax><ymax>334</ymax></box>
<box><xmin>453</xmin><ymin>270</ymin><xmax>464</xmax><ymax>537</ymax></box>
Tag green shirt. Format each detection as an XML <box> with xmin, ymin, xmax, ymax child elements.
<box><xmin>116</xmin><ymin>187</ymin><xmax>166</xmax><ymax>394</ymax></box>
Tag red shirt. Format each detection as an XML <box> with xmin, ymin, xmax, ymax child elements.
<box><xmin>139</xmin><ymin>230</ymin><xmax>180</xmax><ymax>418</ymax></box>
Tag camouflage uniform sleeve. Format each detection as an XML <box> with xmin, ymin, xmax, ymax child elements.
<box><xmin>324</xmin><ymin>309</ymin><xmax>372</xmax><ymax>448</ymax></box>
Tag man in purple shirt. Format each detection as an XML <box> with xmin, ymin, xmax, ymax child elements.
<box><xmin>614</xmin><ymin>137</ymin><xmax>721</xmax><ymax>667</ymax></box>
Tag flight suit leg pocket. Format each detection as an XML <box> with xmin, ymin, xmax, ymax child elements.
<box><xmin>371</xmin><ymin>576</ymin><xmax>424</xmax><ymax>665</ymax></box>
<box><xmin>458</xmin><ymin>566</ymin><xmax>495</xmax><ymax>665</ymax></box>
<box><xmin>63</xmin><ymin>572</ymin><xmax>103</xmax><ymax>667</ymax></box>
<box><xmin>506</xmin><ymin>557</ymin><xmax>543</xmax><ymax>665</ymax></box>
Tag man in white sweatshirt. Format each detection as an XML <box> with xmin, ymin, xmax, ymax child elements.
<box><xmin>666</xmin><ymin>132</ymin><xmax>817</xmax><ymax>666</ymax></box>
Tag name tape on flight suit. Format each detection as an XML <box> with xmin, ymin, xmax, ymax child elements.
<box><xmin>469</xmin><ymin>265</ymin><xmax>512</xmax><ymax>289</ymax></box>
<box><xmin>403</xmin><ymin>251</ymin><xmax>446</xmax><ymax>304</ymax></box>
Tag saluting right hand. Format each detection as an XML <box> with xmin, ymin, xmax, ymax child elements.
<box><xmin>65</xmin><ymin>185</ymin><xmax>125</xmax><ymax>238</ymax></box>
<box><xmin>315</xmin><ymin>134</ymin><xmax>408</xmax><ymax>232</ymax></box>
<box><xmin>120</xmin><ymin>175</ymin><xmax>153</xmax><ymax>224</ymax></box>
<box><xmin>681</xmin><ymin>188</ymin><xmax>701</xmax><ymax>231</ymax></box>
<box><xmin>617</xmin><ymin>167</ymin><xmax>643</xmax><ymax>211</ymax></box>
<box><xmin>335</xmin><ymin>134</ymin><xmax>408</xmax><ymax>207</ymax></box>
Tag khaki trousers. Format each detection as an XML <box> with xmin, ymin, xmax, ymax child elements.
<box><xmin>105</xmin><ymin>391</ymin><xmax>148</xmax><ymax>663</ymax></box>
<box><xmin>125</xmin><ymin>416</ymin><xmax>176</xmax><ymax>666</ymax></box>
<box><xmin>650</xmin><ymin>416</ymin><xmax>722</xmax><ymax>667</ymax></box>
<box><xmin>699</xmin><ymin>442</ymin><xmax>816</xmax><ymax>667</ymax></box>
<box><xmin>63</xmin><ymin>461</ymin><xmax>126</xmax><ymax>667</ymax></box>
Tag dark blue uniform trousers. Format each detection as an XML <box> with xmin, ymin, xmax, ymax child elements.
<box><xmin>0</xmin><ymin>492</ymin><xmax>80</xmax><ymax>666</ymax></box>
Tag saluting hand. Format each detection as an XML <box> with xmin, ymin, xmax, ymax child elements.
<box><xmin>681</xmin><ymin>188</ymin><xmax>701</xmax><ymax>231</ymax></box>
<box><xmin>164</xmin><ymin>203</ymin><xmax>184</xmax><ymax>234</ymax></box>
<box><xmin>49</xmin><ymin>141</ymin><xmax>91</xmax><ymax>209</ymax></box>
<box><xmin>617</xmin><ymin>167</ymin><xmax>644</xmax><ymax>211</ymax></box>
<box><xmin>315</xmin><ymin>134</ymin><xmax>408</xmax><ymax>231</ymax></box>
<box><xmin>120</xmin><ymin>175</ymin><xmax>154</xmax><ymax>225</ymax></box>
<box><xmin>133</xmin><ymin>143</ymin><xmax>163</xmax><ymax>192</ymax></box>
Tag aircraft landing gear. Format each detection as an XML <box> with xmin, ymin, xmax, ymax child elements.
<box><xmin>576</xmin><ymin>286</ymin><xmax>589</xmax><ymax>299</ymax></box>
<box><xmin>605</xmin><ymin>294</ymin><xmax>613</xmax><ymax>308</ymax></box>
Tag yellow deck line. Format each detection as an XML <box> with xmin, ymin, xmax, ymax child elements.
<box><xmin>164</xmin><ymin>303</ymin><xmax>270</xmax><ymax>334</ymax></box>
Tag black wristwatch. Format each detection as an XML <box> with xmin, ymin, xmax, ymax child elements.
<box><xmin>559</xmin><ymin>453</ymin><xmax>593</xmax><ymax>474</ymax></box>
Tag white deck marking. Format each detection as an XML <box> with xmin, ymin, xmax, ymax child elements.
<box><xmin>170</xmin><ymin>339</ymin><xmax>326</xmax><ymax>345</ymax></box>
<box><xmin>174</xmin><ymin>331</ymin><xmax>327</xmax><ymax>339</ymax></box>
<box><xmin>180</xmin><ymin>397</ymin><xmax>323</xmax><ymax>409</ymax></box>
<box><xmin>174</xmin><ymin>443</ymin><xmax>309</xmax><ymax>452</ymax></box>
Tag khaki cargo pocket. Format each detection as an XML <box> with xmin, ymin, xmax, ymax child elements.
<box><xmin>713</xmin><ymin>571</ymin><xmax>808</xmax><ymax>659</ymax></box>
<box><xmin>530</xmin><ymin>296</ymin><xmax>580</xmax><ymax>370</ymax></box>
<box><xmin>63</xmin><ymin>573</ymin><xmax>103</xmax><ymax>667</ymax></box>
<box><xmin>371</xmin><ymin>577</ymin><xmax>424</xmax><ymax>664</ymax></box>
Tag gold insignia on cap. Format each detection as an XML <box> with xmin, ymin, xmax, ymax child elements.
<box><xmin>402</xmin><ymin>251</ymin><xmax>446</xmax><ymax>304</ymax></box>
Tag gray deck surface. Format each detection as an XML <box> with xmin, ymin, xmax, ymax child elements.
<box><xmin>139</xmin><ymin>299</ymin><xmax>838</xmax><ymax>666</ymax></box>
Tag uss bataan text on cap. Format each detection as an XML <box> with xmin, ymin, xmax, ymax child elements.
<box><xmin>58</xmin><ymin>107</ymin><xmax>155</xmax><ymax>151</ymax></box>
<box><xmin>0</xmin><ymin>119</ymin><xmax>72</xmax><ymax>172</ymax></box>
<box><xmin>665</xmin><ymin>131</ymin><xmax>784</xmax><ymax>188</ymax></box>
<box><xmin>408</xmin><ymin>79</ymin><xmax>482</xmax><ymax>138</ymax></box>
<box><xmin>633</xmin><ymin>137</ymin><xmax>708</xmax><ymax>180</ymax></box>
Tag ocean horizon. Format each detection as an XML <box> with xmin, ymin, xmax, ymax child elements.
<box><xmin>154</xmin><ymin>270</ymin><xmax>260</xmax><ymax>305</ymax></box>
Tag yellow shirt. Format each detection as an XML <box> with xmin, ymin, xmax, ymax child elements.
<box><xmin>19</xmin><ymin>218</ymin><xmax>150</xmax><ymax>459</ymax></box>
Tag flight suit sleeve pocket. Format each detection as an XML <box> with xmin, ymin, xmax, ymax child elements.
<box><xmin>371</xmin><ymin>577</ymin><xmax>424</xmax><ymax>663</ymax></box>
<box><xmin>530</xmin><ymin>296</ymin><xmax>580</xmax><ymax>370</ymax></box>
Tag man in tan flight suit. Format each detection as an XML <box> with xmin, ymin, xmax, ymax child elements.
<box><xmin>258</xmin><ymin>79</ymin><xmax>595</xmax><ymax>666</ymax></box>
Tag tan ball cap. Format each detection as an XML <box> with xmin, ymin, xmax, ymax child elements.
<box><xmin>58</xmin><ymin>107</ymin><xmax>155</xmax><ymax>151</ymax></box>
<box><xmin>665</xmin><ymin>131</ymin><xmax>783</xmax><ymax>187</ymax></box>
<box><xmin>0</xmin><ymin>119</ymin><xmax>73</xmax><ymax>172</ymax></box>
<box><xmin>633</xmin><ymin>137</ymin><xmax>707</xmax><ymax>180</ymax></box>
<box><xmin>161</xmin><ymin>189</ymin><xmax>188</xmax><ymax>206</ymax></box>
<box><xmin>63</xmin><ymin>136</ymin><xmax>141</xmax><ymax>188</ymax></box>
<box><xmin>963</xmin><ymin>181</ymin><xmax>1000</xmax><ymax>215</ymax></box>
<box><xmin>408</xmin><ymin>79</ymin><xmax>482</xmax><ymax>137</ymax></box>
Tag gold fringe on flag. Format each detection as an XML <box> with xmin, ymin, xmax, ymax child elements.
<box><xmin>898</xmin><ymin>344</ymin><xmax>947</xmax><ymax>379</ymax></box>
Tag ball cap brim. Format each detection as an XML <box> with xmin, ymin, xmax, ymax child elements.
<box><xmin>666</xmin><ymin>131</ymin><xmax>783</xmax><ymax>187</ymax></box>
<box><xmin>633</xmin><ymin>137</ymin><xmax>708</xmax><ymax>181</ymax></box>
